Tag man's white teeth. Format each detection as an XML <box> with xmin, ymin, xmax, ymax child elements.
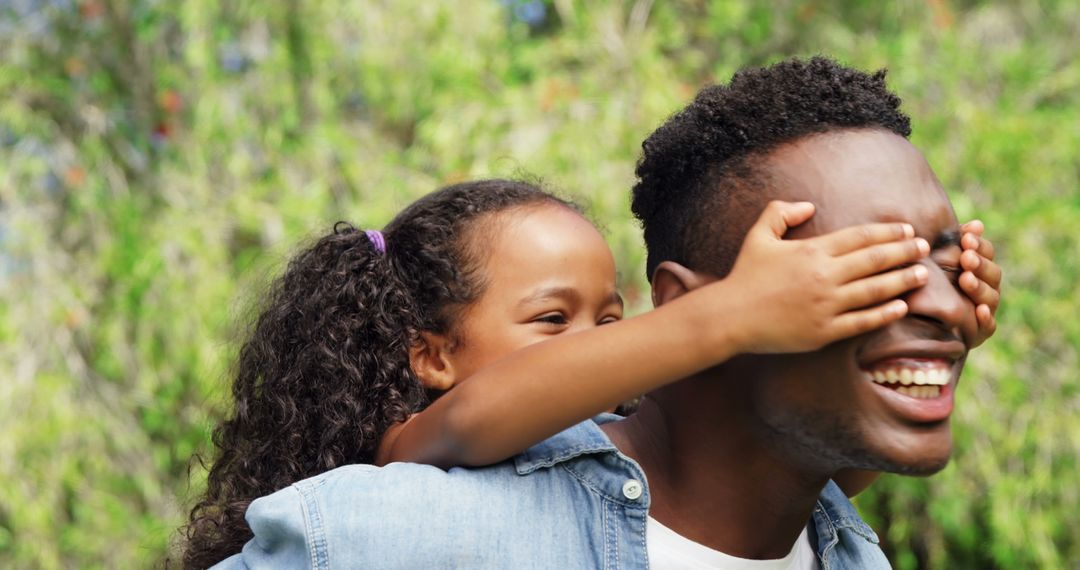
<box><xmin>869</xmin><ymin>367</ymin><xmax>949</xmax><ymax>386</ymax></box>
<box><xmin>867</xmin><ymin>365</ymin><xmax>949</xmax><ymax>399</ymax></box>
<box><xmin>895</xmin><ymin>385</ymin><xmax>942</xmax><ymax>399</ymax></box>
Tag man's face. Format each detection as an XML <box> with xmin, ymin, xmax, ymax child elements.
<box><xmin>747</xmin><ymin>129</ymin><xmax>977</xmax><ymax>475</ymax></box>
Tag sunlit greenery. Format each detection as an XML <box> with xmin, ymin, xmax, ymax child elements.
<box><xmin>1</xmin><ymin>1</ymin><xmax>1076</xmax><ymax>567</ymax></box>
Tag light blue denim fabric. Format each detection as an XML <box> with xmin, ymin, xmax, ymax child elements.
<box><xmin>212</xmin><ymin>416</ymin><xmax>890</xmax><ymax>569</ymax></box>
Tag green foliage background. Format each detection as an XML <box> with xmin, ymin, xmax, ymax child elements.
<box><xmin>1</xmin><ymin>0</ymin><xmax>1077</xmax><ymax>567</ymax></box>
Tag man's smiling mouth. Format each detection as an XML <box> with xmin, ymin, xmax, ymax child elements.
<box><xmin>861</xmin><ymin>358</ymin><xmax>952</xmax><ymax>399</ymax></box>
<box><xmin>855</xmin><ymin>337</ymin><xmax>966</xmax><ymax>422</ymax></box>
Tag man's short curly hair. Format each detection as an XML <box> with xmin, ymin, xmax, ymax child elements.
<box><xmin>631</xmin><ymin>56</ymin><xmax>912</xmax><ymax>280</ymax></box>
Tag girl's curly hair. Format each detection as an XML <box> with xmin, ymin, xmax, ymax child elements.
<box><xmin>181</xmin><ymin>179</ymin><xmax>575</xmax><ymax>569</ymax></box>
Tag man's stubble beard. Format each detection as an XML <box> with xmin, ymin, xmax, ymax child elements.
<box><xmin>752</xmin><ymin>405</ymin><xmax>953</xmax><ymax>477</ymax></box>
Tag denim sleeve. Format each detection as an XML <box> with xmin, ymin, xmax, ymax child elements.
<box><xmin>210</xmin><ymin>485</ymin><xmax>315</xmax><ymax>570</ymax></box>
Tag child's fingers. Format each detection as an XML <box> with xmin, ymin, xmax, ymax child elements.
<box><xmin>961</xmin><ymin>232</ymin><xmax>996</xmax><ymax>261</ymax></box>
<box><xmin>976</xmin><ymin>236</ymin><xmax>996</xmax><ymax>260</ymax></box>
<box><xmin>971</xmin><ymin>304</ymin><xmax>998</xmax><ymax>348</ymax></box>
<box><xmin>837</xmin><ymin>265</ymin><xmax>928</xmax><ymax>309</ymax></box>
<box><xmin>977</xmin><ymin>304</ymin><xmax>997</xmax><ymax>331</ymax></box>
<box><xmin>830</xmin><ymin>300</ymin><xmax>909</xmax><ymax>339</ymax></box>
<box><xmin>959</xmin><ymin>222</ymin><xmax>1002</xmax><ymax>348</ymax></box>
<box><xmin>816</xmin><ymin>223</ymin><xmax>915</xmax><ymax>255</ymax></box>
<box><xmin>961</xmin><ymin>249</ymin><xmax>1002</xmax><ymax>289</ymax></box>
<box><xmin>752</xmin><ymin>200</ymin><xmax>816</xmax><ymax>239</ymax></box>
<box><xmin>960</xmin><ymin>219</ymin><xmax>985</xmax><ymax>237</ymax></box>
<box><xmin>777</xmin><ymin>201</ymin><xmax>817</xmax><ymax>232</ymax></box>
<box><xmin>960</xmin><ymin>271</ymin><xmax>1001</xmax><ymax>309</ymax></box>
<box><xmin>836</xmin><ymin>238</ymin><xmax>929</xmax><ymax>281</ymax></box>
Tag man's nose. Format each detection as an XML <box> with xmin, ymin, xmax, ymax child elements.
<box><xmin>904</xmin><ymin>261</ymin><xmax>975</xmax><ymax>343</ymax></box>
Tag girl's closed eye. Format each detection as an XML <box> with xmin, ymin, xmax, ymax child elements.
<box><xmin>598</xmin><ymin>314</ymin><xmax>621</xmax><ymax>326</ymax></box>
<box><xmin>533</xmin><ymin>312</ymin><xmax>570</xmax><ymax>326</ymax></box>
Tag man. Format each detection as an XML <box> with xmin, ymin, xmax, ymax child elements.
<box><xmin>213</xmin><ymin>57</ymin><xmax>1000</xmax><ymax>569</ymax></box>
<box><xmin>616</xmin><ymin>56</ymin><xmax>1000</xmax><ymax>567</ymax></box>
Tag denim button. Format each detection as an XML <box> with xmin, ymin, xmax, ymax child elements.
<box><xmin>622</xmin><ymin>479</ymin><xmax>643</xmax><ymax>500</ymax></box>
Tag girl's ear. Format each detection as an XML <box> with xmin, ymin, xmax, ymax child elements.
<box><xmin>409</xmin><ymin>332</ymin><xmax>457</xmax><ymax>392</ymax></box>
<box><xmin>651</xmin><ymin>261</ymin><xmax>716</xmax><ymax>308</ymax></box>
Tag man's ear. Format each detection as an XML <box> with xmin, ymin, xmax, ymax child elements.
<box><xmin>651</xmin><ymin>261</ymin><xmax>716</xmax><ymax>307</ymax></box>
<box><xmin>408</xmin><ymin>331</ymin><xmax>457</xmax><ymax>392</ymax></box>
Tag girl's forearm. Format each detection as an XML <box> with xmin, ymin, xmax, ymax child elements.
<box><xmin>380</xmin><ymin>280</ymin><xmax>741</xmax><ymax>468</ymax></box>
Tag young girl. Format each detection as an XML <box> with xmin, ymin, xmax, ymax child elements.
<box><xmin>182</xmin><ymin>179</ymin><xmax>999</xmax><ymax>568</ymax></box>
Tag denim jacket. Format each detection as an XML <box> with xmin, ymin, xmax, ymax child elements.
<box><xmin>213</xmin><ymin>417</ymin><xmax>890</xmax><ymax>569</ymax></box>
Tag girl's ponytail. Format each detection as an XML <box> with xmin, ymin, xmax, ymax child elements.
<box><xmin>182</xmin><ymin>224</ymin><xmax>425</xmax><ymax>569</ymax></box>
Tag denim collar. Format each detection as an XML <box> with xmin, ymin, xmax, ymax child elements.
<box><xmin>514</xmin><ymin>415</ymin><xmax>880</xmax><ymax>551</ymax></box>
<box><xmin>514</xmin><ymin>413</ymin><xmax>621</xmax><ymax>475</ymax></box>
<box><xmin>812</xmin><ymin>479</ymin><xmax>881</xmax><ymax>545</ymax></box>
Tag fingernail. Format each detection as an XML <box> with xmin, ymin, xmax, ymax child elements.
<box><xmin>902</xmin><ymin>224</ymin><xmax>914</xmax><ymax>238</ymax></box>
<box><xmin>913</xmin><ymin>265</ymin><xmax>928</xmax><ymax>281</ymax></box>
<box><xmin>916</xmin><ymin>238</ymin><xmax>929</xmax><ymax>254</ymax></box>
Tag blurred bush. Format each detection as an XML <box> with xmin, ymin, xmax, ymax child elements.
<box><xmin>0</xmin><ymin>1</ymin><xmax>1076</xmax><ymax>567</ymax></box>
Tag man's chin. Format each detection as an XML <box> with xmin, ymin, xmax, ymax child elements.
<box><xmin>754</xmin><ymin>406</ymin><xmax>955</xmax><ymax>476</ymax></box>
<box><xmin>857</xmin><ymin>439</ymin><xmax>953</xmax><ymax>475</ymax></box>
<box><xmin>875</xmin><ymin>453</ymin><xmax>952</xmax><ymax>476</ymax></box>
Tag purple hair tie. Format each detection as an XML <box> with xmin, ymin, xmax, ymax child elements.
<box><xmin>364</xmin><ymin>230</ymin><xmax>386</xmax><ymax>254</ymax></box>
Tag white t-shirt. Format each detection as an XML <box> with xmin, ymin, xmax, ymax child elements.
<box><xmin>646</xmin><ymin>516</ymin><xmax>820</xmax><ymax>570</ymax></box>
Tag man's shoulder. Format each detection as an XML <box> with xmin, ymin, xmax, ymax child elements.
<box><xmin>260</xmin><ymin>461</ymin><xmax>529</xmax><ymax>535</ymax></box>
<box><xmin>278</xmin><ymin>459</ymin><xmax>525</xmax><ymax>520</ymax></box>
<box><xmin>298</xmin><ymin>459</ymin><xmax>508</xmax><ymax>493</ymax></box>
<box><xmin>291</xmin><ymin>415</ymin><xmax>626</xmax><ymax>513</ymax></box>
<box><xmin>221</xmin><ymin>418</ymin><xmax>630</xmax><ymax>568</ymax></box>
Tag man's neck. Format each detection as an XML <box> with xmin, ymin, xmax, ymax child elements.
<box><xmin>602</xmin><ymin>377</ymin><xmax>831</xmax><ymax>560</ymax></box>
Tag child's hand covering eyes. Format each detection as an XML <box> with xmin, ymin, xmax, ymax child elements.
<box><xmin>958</xmin><ymin>220</ymin><xmax>1001</xmax><ymax>347</ymax></box>
<box><xmin>723</xmin><ymin>200</ymin><xmax>930</xmax><ymax>354</ymax></box>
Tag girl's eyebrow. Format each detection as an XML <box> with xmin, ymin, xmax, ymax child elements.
<box><xmin>933</xmin><ymin>229</ymin><xmax>961</xmax><ymax>250</ymax></box>
<box><xmin>518</xmin><ymin>286</ymin><xmax>582</xmax><ymax>307</ymax></box>
<box><xmin>517</xmin><ymin>287</ymin><xmax>623</xmax><ymax>308</ymax></box>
